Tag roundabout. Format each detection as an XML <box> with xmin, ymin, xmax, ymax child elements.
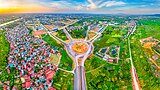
<box><xmin>72</xmin><ymin>41</ymin><xmax>89</xmax><ymax>54</ymax></box>
<box><xmin>48</xmin><ymin>27</ymin><xmax>106</xmax><ymax>90</ymax></box>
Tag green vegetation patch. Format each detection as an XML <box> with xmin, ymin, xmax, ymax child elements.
<box><xmin>69</xmin><ymin>26</ymin><xmax>87</xmax><ymax>39</ymax></box>
<box><xmin>138</xmin><ymin>19</ymin><xmax>160</xmax><ymax>39</ymax></box>
<box><xmin>85</xmin><ymin>55</ymin><xmax>106</xmax><ymax>72</ymax></box>
<box><xmin>42</xmin><ymin>34</ymin><xmax>62</xmax><ymax>48</ymax></box>
<box><xmin>53</xmin><ymin>70</ymin><xmax>74</xmax><ymax>90</ymax></box>
<box><xmin>59</xmin><ymin>49</ymin><xmax>73</xmax><ymax>71</ymax></box>
<box><xmin>85</xmin><ymin>58</ymin><xmax>132</xmax><ymax>89</ymax></box>
<box><xmin>0</xmin><ymin>30</ymin><xmax>9</xmax><ymax>71</ymax></box>
<box><xmin>56</xmin><ymin>30</ymin><xmax>68</xmax><ymax>41</ymax></box>
<box><xmin>130</xmin><ymin>22</ymin><xmax>160</xmax><ymax>89</ymax></box>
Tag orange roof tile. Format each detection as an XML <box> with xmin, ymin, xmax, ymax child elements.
<box><xmin>32</xmin><ymin>30</ymin><xmax>47</xmax><ymax>36</ymax></box>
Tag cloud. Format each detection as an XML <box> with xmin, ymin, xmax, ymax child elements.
<box><xmin>99</xmin><ymin>1</ymin><xmax>126</xmax><ymax>8</ymax></box>
<box><xmin>76</xmin><ymin>5</ymin><xmax>84</xmax><ymax>10</ymax></box>
<box><xmin>49</xmin><ymin>1</ymin><xmax>75</xmax><ymax>11</ymax></box>
<box><xmin>87</xmin><ymin>0</ymin><xmax>126</xmax><ymax>10</ymax></box>
<box><xmin>87</xmin><ymin>0</ymin><xmax>97</xmax><ymax>9</ymax></box>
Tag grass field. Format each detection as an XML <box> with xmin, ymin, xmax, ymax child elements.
<box><xmin>50</xmin><ymin>54</ymin><xmax>61</xmax><ymax>65</ymax></box>
<box><xmin>58</xmin><ymin>49</ymin><xmax>74</xmax><ymax>71</ymax></box>
<box><xmin>69</xmin><ymin>29</ymin><xmax>87</xmax><ymax>39</ymax></box>
<box><xmin>42</xmin><ymin>34</ymin><xmax>63</xmax><ymax>48</ymax></box>
<box><xmin>53</xmin><ymin>70</ymin><xmax>74</xmax><ymax>90</ymax></box>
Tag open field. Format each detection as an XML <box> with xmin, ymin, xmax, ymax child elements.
<box><xmin>69</xmin><ymin>29</ymin><xmax>87</xmax><ymax>39</ymax></box>
<box><xmin>50</xmin><ymin>54</ymin><xmax>61</xmax><ymax>65</ymax></box>
<box><xmin>42</xmin><ymin>34</ymin><xmax>63</xmax><ymax>48</ymax></box>
<box><xmin>53</xmin><ymin>70</ymin><xmax>74</xmax><ymax>90</ymax></box>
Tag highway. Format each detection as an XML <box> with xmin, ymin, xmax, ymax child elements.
<box><xmin>0</xmin><ymin>18</ymin><xmax>22</xmax><ymax>27</ymax></box>
<box><xmin>74</xmin><ymin>66</ymin><xmax>87</xmax><ymax>90</ymax></box>
<box><xmin>41</xmin><ymin>24</ymin><xmax>89</xmax><ymax>89</ymax></box>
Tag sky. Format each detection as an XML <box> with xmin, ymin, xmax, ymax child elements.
<box><xmin>0</xmin><ymin>0</ymin><xmax>160</xmax><ymax>14</ymax></box>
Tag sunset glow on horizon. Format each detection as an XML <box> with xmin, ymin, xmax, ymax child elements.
<box><xmin>0</xmin><ymin>0</ymin><xmax>52</xmax><ymax>14</ymax></box>
<box><xmin>0</xmin><ymin>7</ymin><xmax>52</xmax><ymax>14</ymax></box>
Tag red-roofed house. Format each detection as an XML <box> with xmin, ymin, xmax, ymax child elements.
<box><xmin>48</xmin><ymin>87</ymin><xmax>56</xmax><ymax>90</ymax></box>
<box><xmin>7</xmin><ymin>68</ymin><xmax>10</xmax><ymax>74</ymax></box>
<box><xmin>46</xmin><ymin>69</ymin><xmax>54</xmax><ymax>80</ymax></box>
<box><xmin>26</xmin><ymin>81</ymin><xmax>31</xmax><ymax>89</ymax></box>
<box><xmin>38</xmin><ymin>83</ymin><xmax>44</xmax><ymax>90</ymax></box>
<box><xmin>3</xmin><ymin>85</ymin><xmax>9</xmax><ymax>90</ymax></box>
<box><xmin>108</xmin><ymin>58</ymin><xmax>114</xmax><ymax>62</ymax></box>
<box><xmin>12</xmin><ymin>86</ymin><xmax>18</xmax><ymax>90</ymax></box>
<box><xmin>25</xmin><ymin>75</ymin><xmax>31</xmax><ymax>81</ymax></box>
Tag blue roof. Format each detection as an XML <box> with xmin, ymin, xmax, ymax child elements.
<box><xmin>101</xmin><ymin>48</ymin><xmax>107</xmax><ymax>53</ymax></box>
<box><xmin>9</xmin><ymin>63</ymin><xmax>14</xmax><ymax>68</ymax></box>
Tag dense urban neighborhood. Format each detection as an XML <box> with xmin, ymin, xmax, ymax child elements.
<box><xmin>0</xmin><ymin>14</ymin><xmax>160</xmax><ymax>90</ymax></box>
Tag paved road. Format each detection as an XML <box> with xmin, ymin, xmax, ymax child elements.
<box><xmin>74</xmin><ymin>66</ymin><xmax>87</xmax><ymax>90</ymax></box>
<box><xmin>0</xmin><ymin>18</ymin><xmax>22</xmax><ymax>27</ymax></box>
<box><xmin>59</xmin><ymin>20</ymin><xmax>79</xmax><ymax>30</ymax></box>
<box><xmin>63</xmin><ymin>28</ymin><xmax>73</xmax><ymax>41</ymax></box>
<box><xmin>40</xmin><ymin>24</ymin><xmax>65</xmax><ymax>44</ymax></box>
<box><xmin>74</xmin><ymin>43</ymin><xmax>93</xmax><ymax>90</ymax></box>
<box><xmin>63</xmin><ymin>24</ymin><xmax>106</xmax><ymax>90</ymax></box>
<box><xmin>127</xmin><ymin>25</ymin><xmax>141</xmax><ymax>90</ymax></box>
<box><xmin>89</xmin><ymin>24</ymin><xmax>108</xmax><ymax>42</ymax></box>
<box><xmin>42</xmin><ymin>22</ymin><xmax>107</xmax><ymax>90</ymax></box>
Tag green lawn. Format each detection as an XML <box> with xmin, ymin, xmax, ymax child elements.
<box><xmin>69</xmin><ymin>28</ymin><xmax>87</xmax><ymax>39</ymax></box>
<box><xmin>85</xmin><ymin>55</ymin><xmax>106</xmax><ymax>72</ymax></box>
<box><xmin>58</xmin><ymin>49</ymin><xmax>74</xmax><ymax>71</ymax></box>
<box><xmin>42</xmin><ymin>34</ymin><xmax>62</xmax><ymax>48</ymax></box>
<box><xmin>93</xmin><ymin>26</ymin><xmax>125</xmax><ymax>52</ymax></box>
<box><xmin>27</xmin><ymin>27</ymin><xmax>33</xmax><ymax>36</ymax></box>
